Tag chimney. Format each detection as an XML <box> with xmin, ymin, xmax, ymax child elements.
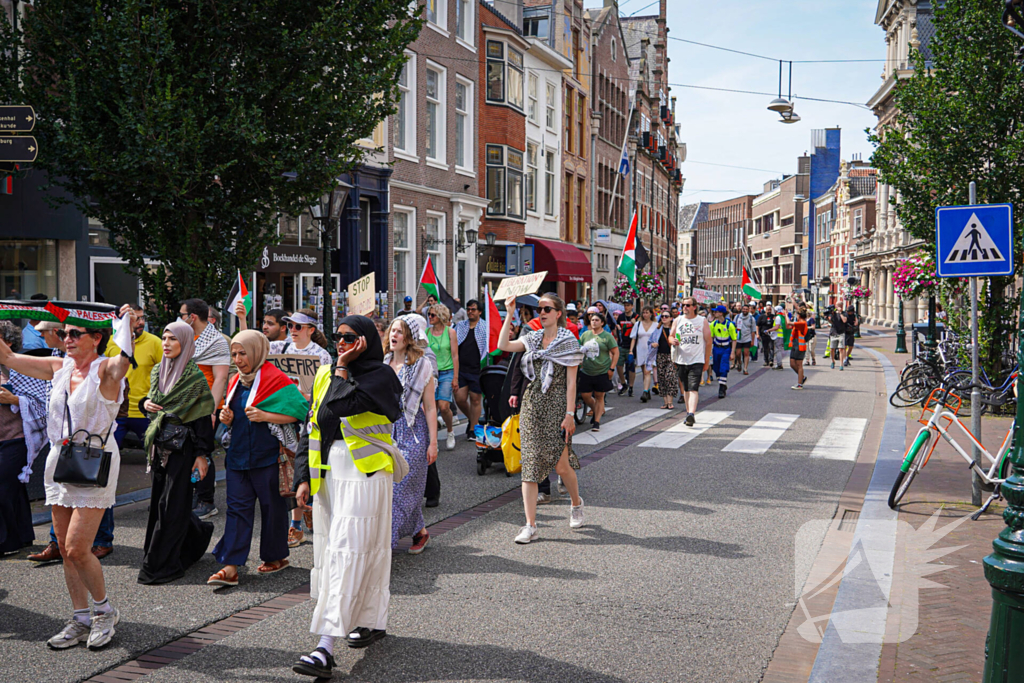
<box><xmin>490</xmin><ymin>0</ymin><xmax>523</xmax><ymax>31</ymax></box>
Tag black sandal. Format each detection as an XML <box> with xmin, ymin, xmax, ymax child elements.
<box><xmin>346</xmin><ymin>627</ymin><xmax>387</xmax><ymax>648</ymax></box>
<box><xmin>292</xmin><ymin>647</ymin><xmax>335</xmax><ymax>678</ymax></box>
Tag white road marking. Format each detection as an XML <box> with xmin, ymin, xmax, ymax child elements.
<box><xmin>722</xmin><ymin>413</ymin><xmax>800</xmax><ymax>454</ymax></box>
<box><xmin>572</xmin><ymin>408</ymin><xmax>667</xmax><ymax>446</ymax></box>
<box><xmin>810</xmin><ymin>417</ymin><xmax>868</xmax><ymax>461</ymax></box>
<box><xmin>638</xmin><ymin>411</ymin><xmax>734</xmax><ymax>449</ymax></box>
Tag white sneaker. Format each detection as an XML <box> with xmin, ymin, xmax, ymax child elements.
<box><xmin>445</xmin><ymin>432</ymin><xmax>456</xmax><ymax>451</ymax></box>
<box><xmin>514</xmin><ymin>525</ymin><xmax>538</xmax><ymax>544</ymax></box>
<box><xmin>569</xmin><ymin>498</ymin><xmax>585</xmax><ymax>529</ymax></box>
<box><xmin>557</xmin><ymin>476</ymin><xmax>568</xmax><ymax>495</ymax></box>
<box><xmin>87</xmin><ymin>606</ymin><xmax>119</xmax><ymax>650</ymax></box>
<box><xmin>537</xmin><ymin>492</ymin><xmax>551</xmax><ymax>505</ymax></box>
<box><xmin>47</xmin><ymin>618</ymin><xmax>90</xmax><ymax>649</ymax></box>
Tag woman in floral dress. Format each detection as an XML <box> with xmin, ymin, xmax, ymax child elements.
<box><xmin>497</xmin><ymin>293</ymin><xmax>585</xmax><ymax>545</ymax></box>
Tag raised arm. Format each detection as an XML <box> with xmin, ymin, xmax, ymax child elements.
<box><xmin>0</xmin><ymin>340</ymin><xmax>63</xmax><ymax>380</ymax></box>
<box><xmin>498</xmin><ymin>296</ymin><xmax>527</xmax><ymax>354</ymax></box>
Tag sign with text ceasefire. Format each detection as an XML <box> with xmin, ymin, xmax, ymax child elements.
<box><xmin>935</xmin><ymin>203</ymin><xmax>1014</xmax><ymax>277</ymax></box>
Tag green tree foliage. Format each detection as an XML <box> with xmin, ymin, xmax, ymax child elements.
<box><xmin>0</xmin><ymin>1</ymin><xmax>421</xmax><ymax>322</ymax></box>
<box><xmin>870</xmin><ymin>0</ymin><xmax>1024</xmax><ymax>374</ymax></box>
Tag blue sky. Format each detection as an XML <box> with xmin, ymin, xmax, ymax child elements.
<box><xmin>585</xmin><ymin>0</ymin><xmax>884</xmax><ymax>208</ymax></box>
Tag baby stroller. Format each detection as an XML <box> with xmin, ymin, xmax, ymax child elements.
<box><xmin>475</xmin><ymin>363</ymin><xmax>512</xmax><ymax>476</ymax></box>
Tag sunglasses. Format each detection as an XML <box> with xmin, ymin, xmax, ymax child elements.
<box><xmin>337</xmin><ymin>333</ymin><xmax>359</xmax><ymax>344</ymax></box>
<box><xmin>428</xmin><ymin>313</ymin><xmax>437</xmax><ymax>318</ymax></box>
<box><xmin>683</xmin><ymin>304</ymin><xmax>695</xmax><ymax>307</ymax></box>
<box><xmin>539</xmin><ymin>306</ymin><xmax>557</xmax><ymax>313</ymax></box>
<box><xmin>62</xmin><ymin>329</ymin><xmax>93</xmax><ymax>341</ymax></box>
<box><xmin>287</xmin><ymin>322</ymin><xmax>305</xmax><ymax>330</ymax></box>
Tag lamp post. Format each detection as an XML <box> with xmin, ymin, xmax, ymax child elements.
<box><xmin>687</xmin><ymin>262</ymin><xmax>698</xmax><ymax>297</ymax></box>
<box><xmin>308</xmin><ymin>180</ymin><xmax>352</xmax><ymax>353</ymax></box>
<box><xmin>895</xmin><ymin>296</ymin><xmax>908</xmax><ymax>353</ymax></box>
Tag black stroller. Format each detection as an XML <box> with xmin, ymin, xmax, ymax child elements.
<box><xmin>475</xmin><ymin>363</ymin><xmax>512</xmax><ymax>476</ymax></box>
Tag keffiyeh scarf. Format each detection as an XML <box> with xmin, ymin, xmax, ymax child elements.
<box><xmin>385</xmin><ymin>352</ymin><xmax>434</xmax><ymax>432</ymax></box>
<box><xmin>520</xmin><ymin>327</ymin><xmax>584</xmax><ymax>394</ymax></box>
<box><xmin>9</xmin><ymin>369</ymin><xmax>48</xmax><ymax>482</ymax></box>
<box><xmin>454</xmin><ymin>320</ymin><xmax>488</xmax><ymax>365</ymax></box>
<box><xmin>192</xmin><ymin>322</ymin><xmax>231</xmax><ymax>367</ymax></box>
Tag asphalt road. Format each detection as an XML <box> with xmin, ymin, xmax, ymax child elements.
<box><xmin>0</xmin><ymin>354</ymin><xmax>878</xmax><ymax>683</ymax></box>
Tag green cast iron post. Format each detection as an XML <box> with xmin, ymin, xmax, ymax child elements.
<box><xmin>922</xmin><ymin>295</ymin><xmax>938</xmax><ymax>365</ymax></box>
<box><xmin>894</xmin><ymin>298</ymin><xmax>908</xmax><ymax>353</ymax></box>
<box><xmin>982</xmin><ymin>286</ymin><xmax>1024</xmax><ymax>682</ymax></box>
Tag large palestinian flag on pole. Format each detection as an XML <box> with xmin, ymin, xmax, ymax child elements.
<box><xmin>742</xmin><ymin>267</ymin><xmax>763</xmax><ymax>301</ymax></box>
<box><xmin>617</xmin><ymin>210</ymin><xmax>650</xmax><ymax>295</ymax></box>
<box><xmin>225</xmin><ymin>361</ymin><xmax>309</xmax><ymax>423</ymax></box>
<box><xmin>419</xmin><ymin>257</ymin><xmax>463</xmax><ymax>313</ymax></box>
<box><xmin>483</xmin><ymin>284</ymin><xmax>503</xmax><ymax>365</ymax></box>
<box><xmin>0</xmin><ymin>300</ymin><xmax>118</xmax><ymax>328</ymax></box>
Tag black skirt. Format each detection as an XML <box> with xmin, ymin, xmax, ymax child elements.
<box><xmin>0</xmin><ymin>438</ymin><xmax>35</xmax><ymax>554</ymax></box>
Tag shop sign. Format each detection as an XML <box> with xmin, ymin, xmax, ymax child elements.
<box><xmin>595</xmin><ymin>228</ymin><xmax>611</xmax><ymax>244</ymax></box>
<box><xmin>255</xmin><ymin>245</ymin><xmax>320</xmax><ymax>273</ymax></box>
<box><xmin>481</xmin><ymin>246</ymin><xmax>507</xmax><ymax>275</ymax></box>
<box><xmin>520</xmin><ymin>245</ymin><xmax>534</xmax><ymax>274</ymax></box>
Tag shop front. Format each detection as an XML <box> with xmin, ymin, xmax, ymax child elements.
<box><xmin>250</xmin><ymin>244</ymin><xmax>343</xmax><ymax>326</ymax></box>
<box><xmin>524</xmin><ymin>237</ymin><xmax>591</xmax><ymax>302</ymax></box>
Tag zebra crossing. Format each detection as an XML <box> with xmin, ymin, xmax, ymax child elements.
<box><xmin>573</xmin><ymin>409</ymin><xmax>869</xmax><ymax>460</ymax></box>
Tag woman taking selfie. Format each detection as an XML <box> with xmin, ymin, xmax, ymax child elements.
<box><xmin>497</xmin><ymin>293</ymin><xmax>585</xmax><ymax>545</ymax></box>
<box><xmin>138</xmin><ymin>321</ymin><xmax>216</xmax><ymax>585</ymax></box>
<box><xmin>385</xmin><ymin>317</ymin><xmax>437</xmax><ymax>555</ymax></box>
<box><xmin>291</xmin><ymin>316</ymin><xmax>403</xmax><ymax>679</ymax></box>
<box><xmin>0</xmin><ymin>305</ymin><xmax>133</xmax><ymax>650</ymax></box>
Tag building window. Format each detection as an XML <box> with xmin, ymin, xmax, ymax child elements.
<box><xmin>575</xmin><ymin>177</ymin><xmax>585</xmax><ymax>243</ymax></box>
<box><xmin>545</xmin><ymin>149</ymin><xmax>556</xmax><ymax>216</ymax></box>
<box><xmin>527</xmin><ymin>72</ymin><xmax>538</xmax><ymax>123</ymax></box>
<box><xmin>572</xmin><ymin>28</ymin><xmax>580</xmax><ymax>79</ymax></box>
<box><xmin>485</xmin><ymin>40</ymin><xmax>524</xmax><ymax>111</ymax></box>
<box><xmin>0</xmin><ymin>239</ymin><xmax>58</xmax><ymax>299</ymax></box>
<box><xmin>526</xmin><ymin>143</ymin><xmax>538</xmax><ymax>213</ymax></box>
<box><xmin>395</xmin><ymin>54</ymin><xmax>415</xmax><ymax>155</ymax></box>
<box><xmin>485</xmin><ymin>144</ymin><xmax>525</xmax><ymax>219</ymax></box>
<box><xmin>455</xmin><ymin>0</ymin><xmax>472</xmax><ymax>43</ymax></box>
<box><xmin>545</xmin><ymin>82</ymin><xmax>556</xmax><ymax>130</ymax></box>
<box><xmin>507</xmin><ymin>147</ymin><xmax>525</xmax><ymax>220</ymax></box>
<box><xmin>425</xmin><ymin>66</ymin><xmax>445</xmax><ymax>162</ymax></box>
<box><xmin>523</xmin><ymin>15</ymin><xmax>548</xmax><ymax>39</ymax></box>
<box><xmin>854</xmin><ymin>208</ymin><xmax>863</xmax><ymax>236</ymax></box>
<box><xmin>455</xmin><ymin>79</ymin><xmax>472</xmax><ymax>170</ymax></box>
<box><xmin>425</xmin><ymin>213</ymin><xmax>445</xmax><ymax>282</ymax></box>
<box><xmin>425</xmin><ymin>0</ymin><xmax>446</xmax><ymax>31</ymax></box>
<box><xmin>564</xmin><ymin>87</ymin><xmax>573</xmax><ymax>154</ymax></box>
<box><xmin>486</xmin><ymin>145</ymin><xmax>505</xmax><ymax>216</ymax></box>
<box><xmin>577</xmin><ymin>92</ymin><xmax>585</xmax><ymax>158</ymax></box>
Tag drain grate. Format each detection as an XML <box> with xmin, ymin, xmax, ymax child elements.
<box><xmin>838</xmin><ymin>508</ymin><xmax>860</xmax><ymax>532</ymax></box>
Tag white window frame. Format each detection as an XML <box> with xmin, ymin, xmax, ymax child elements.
<box><xmin>455</xmin><ymin>0</ymin><xmax>475</xmax><ymax>49</ymax></box>
<box><xmin>395</xmin><ymin>52</ymin><xmax>417</xmax><ymax>161</ymax></box>
<box><xmin>527</xmin><ymin>71</ymin><xmax>539</xmax><ymax>123</ymax></box>
<box><xmin>485</xmin><ymin>40</ymin><xmax>524</xmax><ymax>112</ymax></box>
<box><xmin>455</xmin><ymin>76</ymin><xmax>474</xmax><ymax>176</ymax></box>
<box><xmin>544</xmin><ymin>147</ymin><xmax>556</xmax><ymax>216</ymax></box>
<box><xmin>545</xmin><ymin>81</ymin><xmax>556</xmax><ymax>131</ymax></box>
<box><xmin>854</xmin><ymin>208</ymin><xmax>863</xmax><ymax>236</ymax></box>
<box><xmin>392</xmin><ymin>206</ymin><xmax>416</xmax><ymax>304</ymax></box>
<box><xmin>425</xmin><ymin>211</ymin><xmax>447</xmax><ymax>284</ymax></box>
<box><xmin>425</xmin><ymin>61</ymin><xmax>447</xmax><ymax>169</ymax></box>
<box><xmin>526</xmin><ymin>141</ymin><xmax>539</xmax><ymax>215</ymax></box>
<box><xmin>425</xmin><ymin>0</ymin><xmax>448</xmax><ymax>35</ymax></box>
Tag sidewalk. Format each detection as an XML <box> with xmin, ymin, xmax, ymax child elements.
<box><xmin>856</xmin><ymin>328</ymin><xmax>1004</xmax><ymax>683</ymax></box>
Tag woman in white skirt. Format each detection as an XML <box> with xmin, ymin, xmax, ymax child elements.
<box><xmin>0</xmin><ymin>304</ymin><xmax>132</xmax><ymax>651</ymax></box>
<box><xmin>291</xmin><ymin>315</ymin><xmax>403</xmax><ymax>679</ymax></box>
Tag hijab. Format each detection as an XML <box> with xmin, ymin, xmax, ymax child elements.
<box><xmin>337</xmin><ymin>315</ymin><xmax>402</xmax><ymax>422</ymax></box>
<box><xmin>158</xmin><ymin>321</ymin><xmax>196</xmax><ymax>393</ymax></box>
<box><xmin>232</xmin><ymin>329</ymin><xmax>269</xmax><ymax>387</ymax></box>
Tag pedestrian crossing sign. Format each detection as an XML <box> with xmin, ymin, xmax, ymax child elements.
<box><xmin>935</xmin><ymin>203</ymin><xmax>1014</xmax><ymax>277</ymax></box>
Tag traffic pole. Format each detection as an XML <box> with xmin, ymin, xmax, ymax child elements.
<box><xmin>982</xmin><ymin>282</ymin><xmax>1024</xmax><ymax>682</ymax></box>
<box><xmin>970</xmin><ymin>181</ymin><xmax>982</xmax><ymax>507</ymax></box>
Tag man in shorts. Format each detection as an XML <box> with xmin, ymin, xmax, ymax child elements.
<box><xmin>669</xmin><ymin>297</ymin><xmax>711</xmax><ymax>427</ymax></box>
<box><xmin>789</xmin><ymin>309</ymin><xmax>808</xmax><ymax>389</ymax></box>
<box><xmin>614</xmin><ymin>300</ymin><xmax>638</xmax><ymax>396</ymax></box>
<box><xmin>733</xmin><ymin>303</ymin><xmax>758</xmax><ymax>375</ymax></box>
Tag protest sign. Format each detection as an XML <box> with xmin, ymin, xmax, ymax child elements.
<box><xmin>493</xmin><ymin>271</ymin><xmax>548</xmax><ymax>300</ymax></box>
<box><xmin>347</xmin><ymin>272</ymin><xmax>376</xmax><ymax>316</ymax></box>
<box><xmin>692</xmin><ymin>288</ymin><xmax>723</xmax><ymax>305</ymax></box>
<box><xmin>267</xmin><ymin>354</ymin><xmax>321</xmax><ymax>395</ymax></box>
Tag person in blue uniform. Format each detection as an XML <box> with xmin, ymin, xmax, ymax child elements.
<box><xmin>709</xmin><ymin>305</ymin><xmax>738</xmax><ymax>399</ymax></box>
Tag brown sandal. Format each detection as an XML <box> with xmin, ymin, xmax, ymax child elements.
<box><xmin>207</xmin><ymin>568</ymin><xmax>239</xmax><ymax>586</ymax></box>
<box><xmin>257</xmin><ymin>559</ymin><xmax>290</xmax><ymax>574</ymax></box>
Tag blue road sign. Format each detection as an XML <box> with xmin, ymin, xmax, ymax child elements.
<box><xmin>935</xmin><ymin>203</ymin><xmax>1014</xmax><ymax>277</ymax></box>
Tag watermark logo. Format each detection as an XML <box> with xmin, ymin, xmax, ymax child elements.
<box><xmin>260</xmin><ymin>246</ymin><xmax>271</xmax><ymax>270</ymax></box>
<box><xmin>793</xmin><ymin>509</ymin><xmax>971</xmax><ymax>644</ymax></box>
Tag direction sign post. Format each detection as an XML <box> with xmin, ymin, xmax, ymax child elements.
<box><xmin>0</xmin><ymin>106</ymin><xmax>35</xmax><ymax>133</ymax></box>
<box><xmin>0</xmin><ymin>136</ymin><xmax>38</xmax><ymax>163</ymax></box>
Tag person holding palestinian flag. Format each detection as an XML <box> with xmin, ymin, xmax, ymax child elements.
<box><xmin>207</xmin><ymin>330</ymin><xmax>309</xmax><ymax>587</ymax></box>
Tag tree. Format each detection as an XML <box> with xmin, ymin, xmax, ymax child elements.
<box><xmin>0</xmin><ymin>0</ymin><xmax>421</xmax><ymax>322</ymax></box>
<box><xmin>870</xmin><ymin>0</ymin><xmax>1024</xmax><ymax>374</ymax></box>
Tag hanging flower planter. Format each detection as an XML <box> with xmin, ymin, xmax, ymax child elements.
<box><xmin>846</xmin><ymin>286</ymin><xmax>872</xmax><ymax>300</ymax></box>
<box><xmin>892</xmin><ymin>255</ymin><xmax>940</xmax><ymax>300</ymax></box>
<box><xmin>612</xmin><ymin>272</ymin><xmax>665</xmax><ymax>303</ymax></box>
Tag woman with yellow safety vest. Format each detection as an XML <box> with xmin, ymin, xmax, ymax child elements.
<box><xmin>291</xmin><ymin>316</ymin><xmax>403</xmax><ymax>680</ymax></box>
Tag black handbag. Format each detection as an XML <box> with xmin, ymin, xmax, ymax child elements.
<box><xmin>52</xmin><ymin>394</ymin><xmax>114</xmax><ymax>488</ymax></box>
<box><xmin>153</xmin><ymin>413</ymin><xmax>192</xmax><ymax>451</ymax></box>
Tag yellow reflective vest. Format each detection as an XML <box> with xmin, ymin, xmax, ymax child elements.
<box><xmin>307</xmin><ymin>365</ymin><xmax>395</xmax><ymax>496</ymax></box>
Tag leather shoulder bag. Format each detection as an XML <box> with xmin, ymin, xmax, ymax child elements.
<box><xmin>53</xmin><ymin>393</ymin><xmax>114</xmax><ymax>488</ymax></box>
<box><xmin>154</xmin><ymin>412</ymin><xmax>192</xmax><ymax>452</ymax></box>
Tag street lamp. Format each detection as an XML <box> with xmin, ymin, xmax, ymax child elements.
<box><xmin>308</xmin><ymin>180</ymin><xmax>352</xmax><ymax>352</ymax></box>
<box><xmin>687</xmin><ymin>262</ymin><xmax>698</xmax><ymax>296</ymax></box>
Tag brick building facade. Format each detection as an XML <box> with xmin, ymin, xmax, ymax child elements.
<box><xmin>695</xmin><ymin>195</ymin><xmax>754</xmax><ymax>302</ymax></box>
<box><xmin>750</xmin><ymin>162</ymin><xmax>808</xmax><ymax>303</ymax></box>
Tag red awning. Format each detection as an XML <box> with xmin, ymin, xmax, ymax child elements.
<box><xmin>525</xmin><ymin>238</ymin><xmax>592</xmax><ymax>283</ymax></box>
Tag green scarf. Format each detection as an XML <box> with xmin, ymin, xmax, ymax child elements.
<box><xmin>143</xmin><ymin>360</ymin><xmax>215</xmax><ymax>467</ymax></box>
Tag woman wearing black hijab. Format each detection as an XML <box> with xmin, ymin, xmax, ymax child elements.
<box><xmin>292</xmin><ymin>316</ymin><xmax>403</xmax><ymax>679</ymax></box>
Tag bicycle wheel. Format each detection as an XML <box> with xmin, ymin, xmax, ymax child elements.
<box><xmin>889</xmin><ymin>430</ymin><xmax>931</xmax><ymax>509</ymax></box>
<box><xmin>574</xmin><ymin>394</ymin><xmax>586</xmax><ymax>425</ymax></box>
<box><xmin>889</xmin><ymin>375</ymin><xmax>934</xmax><ymax>408</ymax></box>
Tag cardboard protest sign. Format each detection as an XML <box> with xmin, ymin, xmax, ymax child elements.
<box><xmin>266</xmin><ymin>354</ymin><xmax>322</xmax><ymax>396</ymax></box>
<box><xmin>493</xmin><ymin>271</ymin><xmax>548</xmax><ymax>300</ymax></box>
<box><xmin>347</xmin><ymin>272</ymin><xmax>376</xmax><ymax>316</ymax></box>
<box><xmin>692</xmin><ymin>288</ymin><xmax>723</xmax><ymax>305</ymax></box>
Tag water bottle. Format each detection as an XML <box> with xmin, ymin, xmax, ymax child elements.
<box><xmin>191</xmin><ymin>467</ymin><xmax>201</xmax><ymax>484</ymax></box>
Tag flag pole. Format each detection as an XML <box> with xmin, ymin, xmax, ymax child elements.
<box><xmin>607</xmin><ymin>97</ymin><xmax>636</xmax><ymax>224</ymax></box>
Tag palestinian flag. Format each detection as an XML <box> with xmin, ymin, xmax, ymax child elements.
<box><xmin>0</xmin><ymin>300</ymin><xmax>118</xmax><ymax>328</ymax></box>
<box><xmin>419</xmin><ymin>257</ymin><xmax>463</xmax><ymax>313</ymax></box>
<box><xmin>225</xmin><ymin>361</ymin><xmax>309</xmax><ymax>423</ymax></box>
<box><xmin>227</xmin><ymin>270</ymin><xmax>252</xmax><ymax>317</ymax></box>
<box><xmin>742</xmin><ymin>268</ymin><xmax>763</xmax><ymax>301</ymax></box>
<box><xmin>617</xmin><ymin>210</ymin><xmax>649</xmax><ymax>295</ymax></box>
<box><xmin>483</xmin><ymin>285</ymin><xmax>503</xmax><ymax>365</ymax></box>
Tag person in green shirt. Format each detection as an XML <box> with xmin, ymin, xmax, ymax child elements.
<box><xmin>579</xmin><ymin>312</ymin><xmax>619</xmax><ymax>432</ymax></box>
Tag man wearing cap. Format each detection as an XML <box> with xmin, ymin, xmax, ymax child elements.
<box><xmin>399</xmin><ymin>296</ymin><xmax>415</xmax><ymax>316</ymax></box>
<box><xmin>564</xmin><ymin>304</ymin><xmax>580</xmax><ymax>339</ymax></box>
<box><xmin>709</xmin><ymin>305</ymin><xmax>738</xmax><ymax>399</ymax></box>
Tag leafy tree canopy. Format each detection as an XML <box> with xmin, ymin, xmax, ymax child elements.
<box><xmin>0</xmin><ymin>0</ymin><xmax>421</xmax><ymax>322</ymax></box>
<box><xmin>870</xmin><ymin>0</ymin><xmax>1024</xmax><ymax>371</ymax></box>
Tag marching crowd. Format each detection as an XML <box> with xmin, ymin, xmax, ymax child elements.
<box><xmin>0</xmin><ymin>290</ymin><xmax>860</xmax><ymax>679</ymax></box>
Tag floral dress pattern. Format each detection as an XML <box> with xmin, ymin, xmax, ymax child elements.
<box><xmin>519</xmin><ymin>359</ymin><xmax>580</xmax><ymax>484</ymax></box>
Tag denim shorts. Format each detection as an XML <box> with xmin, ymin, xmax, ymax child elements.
<box><xmin>436</xmin><ymin>368</ymin><xmax>454</xmax><ymax>403</ymax></box>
